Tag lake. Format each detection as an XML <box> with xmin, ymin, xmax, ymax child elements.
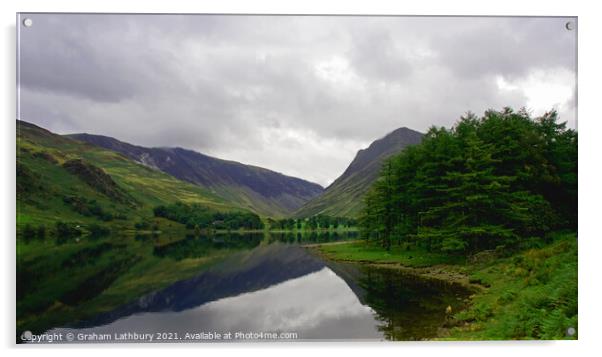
<box><xmin>42</xmin><ymin>231</ymin><xmax>470</xmax><ymax>342</ymax></box>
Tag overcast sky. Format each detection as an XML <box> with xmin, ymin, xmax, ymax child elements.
<box><xmin>18</xmin><ymin>14</ymin><xmax>577</xmax><ymax>186</ymax></box>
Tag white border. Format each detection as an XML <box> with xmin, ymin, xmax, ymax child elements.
<box><xmin>2</xmin><ymin>1</ymin><xmax>600</xmax><ymax>356</ymax></box>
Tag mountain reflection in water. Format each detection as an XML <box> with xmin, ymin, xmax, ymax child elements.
<box><xmin>48</xmin><ymin>242</ymin><xmax>469</xmax><ymax>341</ymax></box>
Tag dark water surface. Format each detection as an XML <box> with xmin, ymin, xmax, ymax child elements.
<box><xmin>47</xmin><ymin>232</ymin><xmax>470</xmax><ymax>342</ymax></box>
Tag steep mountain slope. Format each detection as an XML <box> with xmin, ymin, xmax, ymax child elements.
<box><xmin>67</xmin><ymin>133</ymin><xmax>323</xmax><ymax>217</ymax></box>
<box><xmin>16</xmin><ymin>120</ymin><xmax>238</xmax><ymax>228</ymax></box>
<box><xmin>294</xmin><ymin>127</ymin><xmax>423</xmax><ymax>218</ymax></box>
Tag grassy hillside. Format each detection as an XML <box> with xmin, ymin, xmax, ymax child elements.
<box><xmin>17</xmin><ymin>120</ymin><xmax>236</xmax><ymax>229</ymax></box>
<box><xmin>295</xmin><ymin>127</ymin><xmax>422</xmax><ymax>218</ymax></box>
<box><xmin>293</xmin><ymin>162</ymin><xmax>385</xmax><ymax>218</ymax></box>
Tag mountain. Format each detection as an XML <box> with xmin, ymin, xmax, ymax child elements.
<box><xmin>67</xmin><ymin>133</ymin><xmax>324</xmax><ymax>217</ymax></box>
<box><xmin>16</xmin><ymin>120</ymin><xmax>239</xmax><ymax>229</ymax></box>
<box><xmin>294</xmin><ymin>127</ymin><xmax>423</xmax><ymax>218</ymax></box>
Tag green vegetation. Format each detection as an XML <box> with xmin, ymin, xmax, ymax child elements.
<box><xmin>16</xmin><ymin>234</ymin><xmax>239</xmax><ymax>338</ymax></box>
<box><xmin>153</xmin><ymin>202</ymin><xmax>264</xmax><ymax>230</ymax></box>
<box><xmin>360</xmin><ymin>108</ymin><xmax>577</xmax><ymax>254</ymax></box>
<box><xmin>316</xmin><ymin>232</ymin><xmax>577</xmax><ymax>340</ymax></box>
<box><xmin>62</xmin><ymin>158</ymin><xmax>137</xmax><ymax>205</ymax></box>
<box><xmin>447</xmin><ymin>232</ymin><xmax>577</xmax><ymax>340</ymax></box>
<box><xmin>17</xmin><ymin>121</ymin><xmax>236</xmax><ymax>231</ymax></box>
<box><xmin>270</xmin><ymin>230</ymin><xmax>359</xmax><ymax>245</ymax></box>
<box><xmin>153</xmin><ymin>233</ymin><xmax>263</xmax><ymax>260</ymax></box>
<box><xmin>268</xmin><ymin>215</ymin><xmax>357</xmax><ymax>231</ymax></box>
<box><xmin>20</xmin><ymin>223</ymin><xmax>46</xmax><ymax>243</ymax></box>
<box><xmin>318</xmin><ymin>108</ymin><xmax>578</xmax><ymax>340</ymax></box>
<box><xmin>318</xmin><ymin>240</ymin><xmax>464</xmax><ymax>267</ymax></box>
<box><xmin>16</xmin><ymin>120</ymin><xmax>260</xmax><ymax>242</ymax></box>
<box><xmin>54</xmin><ymin>221</ymin><xmax>83</xmax><ymax>243</ymax></box>
<box><xmin>62</xmin><ymin>195</ymin><xmax>125</xmax><ymax>221</ymax></box>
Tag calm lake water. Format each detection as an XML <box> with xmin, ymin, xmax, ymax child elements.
<box><xmin>46</xmin><ymin>232</ymin><xmax>470</xmax><ymax>342</ymax></box>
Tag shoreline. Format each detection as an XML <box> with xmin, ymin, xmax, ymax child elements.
<box><xmin>305</xmin><ymin>240</ymin><xmax>484</xmax><ymax>293</ymax></box>
<box><xmin>306</xmin><ymin>234</ymin><xmax>577</xmax><ymax>340</ymax></box>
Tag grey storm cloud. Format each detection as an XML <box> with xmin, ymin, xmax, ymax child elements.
<box><xmin>17</xmin><ymin>14</ymin><xmax>577</xmax><ymax>186</ymax></box>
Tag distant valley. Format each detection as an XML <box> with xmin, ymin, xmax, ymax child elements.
<box><xmin>69</xmin><ymin>126</ymin><xmax>424</xmax><ymax>219</ymax></box>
